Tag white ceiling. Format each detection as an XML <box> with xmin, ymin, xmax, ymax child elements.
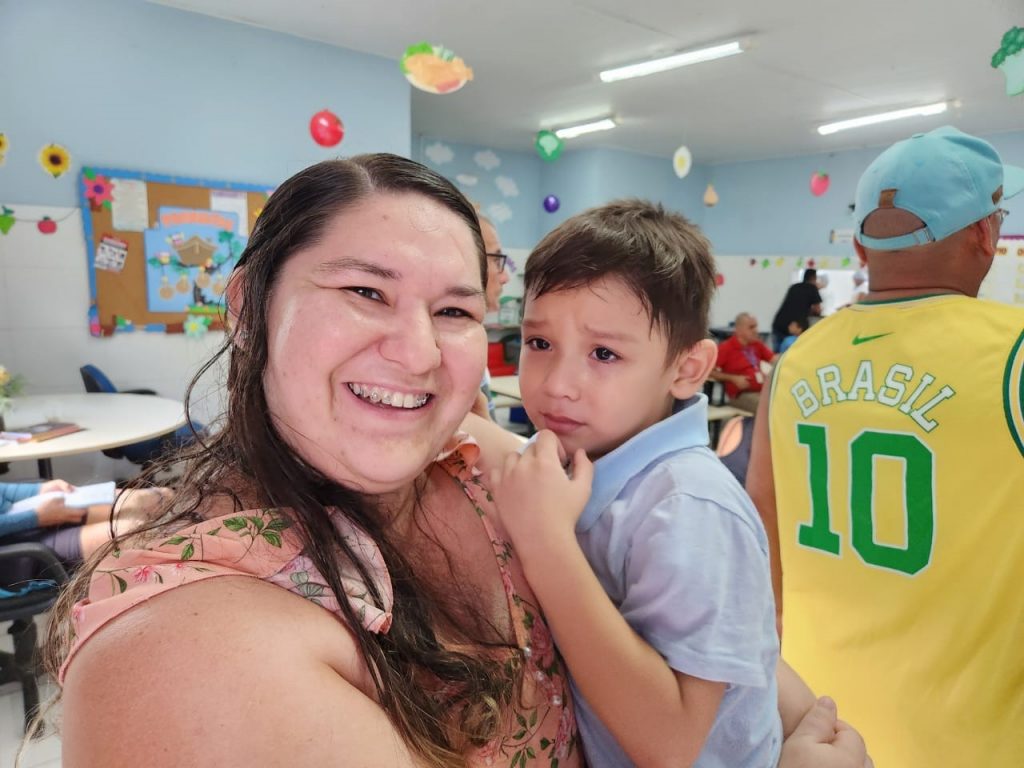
<box><xmin>152</xmin><ymin>0</ymin><xmax>1024</xmax><ymax>163</ymax></box>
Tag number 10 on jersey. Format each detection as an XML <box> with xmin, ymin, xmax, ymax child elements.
<box><xmin>796</xmin><ymin>424</ymin><xmax>935</xmax><ymax>576</ymax></box>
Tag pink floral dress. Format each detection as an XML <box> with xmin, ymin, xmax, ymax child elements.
<box><xmin>60</xmin><ymin>435</ymin><xmax>581</xmax><ymax>768</ymax></box>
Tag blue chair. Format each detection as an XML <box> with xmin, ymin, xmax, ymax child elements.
<box><xmin>79</xmin><ymin>364</ymin><xmax>203</xmax><ymax>465</ymax></box>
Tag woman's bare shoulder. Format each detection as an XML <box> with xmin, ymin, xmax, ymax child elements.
<box><xmin>60</xmin><ymin>576</ymin><xmax>412</xmax><ymax>767</ymax></box>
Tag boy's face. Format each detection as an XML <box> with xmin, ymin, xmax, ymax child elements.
<box><xmin>519</xmin><ymin>277</ymin><xmax>690</xmax><ymax>460</ymax></box>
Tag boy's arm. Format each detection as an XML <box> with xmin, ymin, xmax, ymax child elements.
<box><xmin>777</xmin><ymin>658</ymin><xmax>817</xmax><ymax>738</ymax></box>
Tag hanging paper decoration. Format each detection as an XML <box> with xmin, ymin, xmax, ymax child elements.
<box><xmin>761</xmin><ymin>259</ymin><xmax>771</xmax><ymax>269</ymax></box>
<box><xmin>0</xmin><ymin>133</ymin><xmax>7</xmax><ymax>166</ymax></box>
<box><xmin>543</xmin><ymin>194</ymin><xmax>560</xmax><ymax>213</ymax></box>
<box><xmin>83</xmin><ymin>171</ymin><xmax>114</xmax><ymax>210</ymax></box>
<box><xmin>184</xmin><ymin>314</ymin><xmax>212</xmax><ymax>339</ymax></box>
<box><xmin>309</xmin><ymin>109</ymin><xmax>344</xmax><ymax>147</ymax></box>
<box><xmin>820</xmin><ymin>258</ymin><xmax>831</xmax><ymax>268</ymax></box>
<box><xmin>841</xmin><ymin>256</ymin><xmax>852</xmax><ymax>267</ymax></box>
<box><xmin>807</xmin><ymin>259</ymin><xmax>816</xmax><ymax>268</ymax></box>
<box><xmin>714</xmin><ymin>273</ymin><xmax>725</xmax><ymax>286</ymax></box>
<box><xmin>673</xmin><ymin>145</ymin><xmax>693</xmax><ymax>179</ymax></box>
<box><xmin>810</xmin><ymin>171</ymin><xmax>830</xmax><ymax>197</ymax></box>
<box><xmin>535</xmin><ymin>130</ymin><xmax>564</xmax><ymax>162</ymax></box>
<box><xmin>401</xmin><ymin>42</ymin><xmax>473</xmax><ymax>94</ymax></box>
<box><xmin>991</xmin><ymin>26</ymin><xmax>1024</xmax><ymax>96</ymax></box>
<box><xmin>0</xmin><ymin>207</ymin><xmax>14</xmax><ymax>235</ymax></box>
<box><xmin>37</xmin><ymin>216</ymin><xmax>57</xmax><ymax>235</ymax></box>
<box><xmin>38</xmin><ymin>143</ymin><xmax>71</xmax><ymax>178</ymax></box>
<box><xmin>703</xmin><ymin>184</ymin><xmax>719</xmax><ymax>207</ymax></box>
<box><xmin>797</xmin><ymin>257</ymin><xmax>805</xmax><ymax>267</ymax></box>
<box><xmin>775</xmin><ymin>257</ymin><xmax>785</xmax><ymax>267</ymax></box>
<box><xmin>748</xmin><ymin>258</ymin><xmax>757</xmax><ymax>267</ymax></box>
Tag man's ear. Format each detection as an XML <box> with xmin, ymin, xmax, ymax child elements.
<box><xmin>854</xmin><ymin>239</ymin><xmax>868</xmax><ymax>266</ymax></box>
<box><xmin>225</xmin><ymin>268</ymin><xmax>246</xmax><ymax>348</ymax></box>
<box><xmin>668</xmin><ymin>338</ymin><xmax>718</xmax><ymax>401</ymax></box>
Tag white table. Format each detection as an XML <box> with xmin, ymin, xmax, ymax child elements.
<box><xmin>0</xmin><ymin>394</ymin><xmax>187</xmax><ymax>478</ymax></box>
<box><xmin>490</xmin><ymin>375</ymin><xmax>521</xmax><ymax>401</ymax></box>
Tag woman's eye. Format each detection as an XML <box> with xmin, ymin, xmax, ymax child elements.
<box><xmin>526</xmin><ymin>338</ymin><xmax>550</xmax><ymax>351</ymax></box>
<box><xmin>347</xmin><ymin>286</ymin><xmax>383</xmax><ymax>301</ymax></box>
<box><xmin>592</xmin><ymin>347</ymin><xmax>618</xmax><ymax>362</ymax></box>
<box><xmin>437</xmin><ymin>307</ymin><xmax>473</xmax><ymax>319</ymax></box>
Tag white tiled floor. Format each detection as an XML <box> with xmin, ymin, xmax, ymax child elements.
<box><xmin>0</xmin><ymin>620</ymin><xmax>61</xmax><ymax>768</ymax></box>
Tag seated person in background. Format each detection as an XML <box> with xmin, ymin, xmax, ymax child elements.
<box><xmin>0</xmin><ymin>480</ymin><xmax>170</xmax><ymax>584</ymax></box>
<box><xmin>711</xmin><ymin>312</ymin><xmax>777</xmax><ymax>412</ymax></box>
<box><xmin>779</xmin><ymin>317</ymin><xmax>809</xmax><ymax>353</ymax></box>
<box><xmin>472</xmin><ymin>214</ymin><xmax>512</xmax><ymax>420</ymax></box>
<box><xmin>716</xmin><ymin>414</ymin><xmax>756</xmax><ymax>487</ymax></box>
<box><xmin>771</xmin><ymin>269</ymin><xmax>823</xmax><ymax>350</ymax></box>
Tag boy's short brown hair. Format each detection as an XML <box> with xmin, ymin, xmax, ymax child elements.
<box><xmin>525</xmin><ymin>199</ymin><xmax>716</xmax><ymax>356</ymax></box>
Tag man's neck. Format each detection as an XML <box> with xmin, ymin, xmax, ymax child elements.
<box><xmin>864</xmin><ymin>286</ymin><xmax>972</xmax><ymax>302</ymax></box>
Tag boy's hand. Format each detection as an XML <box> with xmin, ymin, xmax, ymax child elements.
<box><xmin>36</xmin><ymin>496</ymin><xmax>87</xmax><ymax>527</ymax></box>
<box><xmin>489</xmin><ymin>430</ymin><xmax>593</xmax><ymax>560</ymax></box>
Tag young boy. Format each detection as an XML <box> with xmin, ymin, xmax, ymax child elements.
<box><xmin>490</xmin><ymin>200</ymin><xmax>803</xmax><ymax>767</ymax></box>
<box><xmin>779</xmin><ymin>317</ymin><xmax>808</xmax><ymax>353</ymax></box>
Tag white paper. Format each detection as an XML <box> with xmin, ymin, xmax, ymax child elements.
<box><xmin>111</xmin><ymin>178</ymin><xmax>150</xmax><ymax>231</ymax></box>
<box><xmin>8</xmin><ymin>481</ymin><xmax>116</xmax><ymax>514</ymax></box>
<box><xmin>95</xmin><ymin>236</ymin><xmax>128</xmax><ymax>272</ymax></box>
<box><xmin>210</xmin><ymin>190</ymin><xmax>249</xmax><ymax>236</ymax></box>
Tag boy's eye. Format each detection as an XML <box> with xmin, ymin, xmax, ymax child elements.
<box><xmin>525</xmin><ymin>337</ymin><xmax>550</xmax><ymax>351</ymax></box>
<box><xmin>347</xmin><ymin>286</ymin><xmax>384</xmax><ymax>302</ymax></box>
<box><xmin>592</xmin><ymin>347</ymin><xmax>618</xmax><ymax>362</ymax></box>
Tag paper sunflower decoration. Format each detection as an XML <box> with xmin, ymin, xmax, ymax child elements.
<box><xmin>83</xmin><ymin>171</ymin><xmax>115</xmax><ymax>210</ymax></box>
<box><xmin>39</xmin><ymin>143</ymin><xmax>71</xmax><ymax>178</ymax></box>
<box><xmin>0</xmin><ymin>133</ymin><xmax>7</xmax><ymax>166</ymax></box>
<box><xmin>673</xmin><ymin>145</ymin><xmax>693</xmax><ymax>179</ymax></box>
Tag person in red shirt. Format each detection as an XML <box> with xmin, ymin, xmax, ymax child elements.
<box><xmin>712</xmin><ymin>313</ymin><xmax>777</xmax><ymax>412</ymax></box>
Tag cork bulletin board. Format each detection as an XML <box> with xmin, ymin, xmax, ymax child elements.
<box><xmin>79</xmin><ymin>167</ymin><xmax>273</xmax><ymax>337</ymax></box>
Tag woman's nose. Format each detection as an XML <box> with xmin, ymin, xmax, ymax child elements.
<box><xmin>378</xmin><ymin>310</ymin><xmax>441</xmax><ymax>374</ymax></box>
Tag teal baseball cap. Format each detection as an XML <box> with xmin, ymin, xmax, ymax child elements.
<box><xmin>855</xmin><ymin>126</ymin><xmax>1024</xmax><ymax>250</ymax></box>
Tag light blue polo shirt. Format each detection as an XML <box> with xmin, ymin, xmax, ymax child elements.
<box><xmin>572</xmin><ymin>396</ymin><xmax>782</xmax><ymax>768</ymax></box>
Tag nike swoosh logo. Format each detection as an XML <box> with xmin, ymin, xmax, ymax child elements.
<box><xmin>852</xmin><ymin>333</ymin><xmax>893</xmax><ymax>345</ymax></box>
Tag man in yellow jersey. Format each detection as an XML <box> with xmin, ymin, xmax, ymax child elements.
<box><xmin>746</xmin><ymin>126</ymin><xmax>1024</xmax><ymax>768</ymax></box>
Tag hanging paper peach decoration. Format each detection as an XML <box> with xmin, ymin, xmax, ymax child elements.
<box><xmin>810</xmin><ymin>171</ymin><xmax>830</xmax><ymax>196</ymax></box>
<box><xmin>703</xmin><ymin>184</ymin><xmax>719</xmax><ymax>207</ymax></box>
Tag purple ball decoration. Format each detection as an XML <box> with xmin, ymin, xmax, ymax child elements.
<box><xmin>543</xmin><ymin>194</ymin><xmax>560</xmax><ymax>213</ymax></box>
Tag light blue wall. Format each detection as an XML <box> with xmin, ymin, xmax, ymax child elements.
<box><xmin>412</xmin><ymin>136</ymin><xmax>542</xmax><ymax>250</ymax></box>
<box><xmin>703</xmin><ymin>129</ymin><xmax>1024</xmax><ymax>256</ymax></box>
<box><xmin>1</xmin><ymin>0</ymin><xmax>410</xmax><ymax>206</ymax></box>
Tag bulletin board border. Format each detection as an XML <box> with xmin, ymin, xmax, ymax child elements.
<box><xmin>79</xmin><ymin>167</ymin><xmax>273</xmax><ymax>334</ymax></box>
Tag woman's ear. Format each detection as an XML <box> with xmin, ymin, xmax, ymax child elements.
<box><xmin>668</xmin><ymin>338</ymin><xmax>718</xmax><ymax>401</ymax></box>
<box><xmin>225</xmin><ymin>268</ymin><xmax>247</xmax><ymax>348</ymax></box>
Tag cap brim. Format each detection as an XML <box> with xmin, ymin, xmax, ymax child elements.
<box><xmin>1004</xmin><ymin>164</ymin><xmax>1024</xmax><ymax>200</ymax></box>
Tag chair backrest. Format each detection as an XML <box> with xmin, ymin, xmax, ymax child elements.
<box><xmin>80</xmin><ymin>364</ymin><xmax>118</xmax><ymax>394</ymax></box>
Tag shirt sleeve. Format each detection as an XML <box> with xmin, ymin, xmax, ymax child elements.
<box><xmin>810</xmin><ymin>286</ymin><xmax>823</xmax><ymax>304</ymax></box>
<box><xmin>715</xmin><ymin>341</ymin><xmax>728</xmax><ymax>369</ymax></box>
<box><xmin>756</xmin><ymin>341</ymin><xmax>774</xmax><ymax>362</ymax></box>
<box><xmin>0</xmin><ymin>482</ymin><xmax>43</xmax><ymax>514</ymax></box>
<box><xmin>619</xmin><ymin>493</ymin><xmax>775</xmax><ymax>688</ymax></box>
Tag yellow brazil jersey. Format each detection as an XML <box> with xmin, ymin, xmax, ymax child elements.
<box><xmin>769</xmin><ymin>294</ymin><xmax>1024</xmax><ymax>768</ymax></box>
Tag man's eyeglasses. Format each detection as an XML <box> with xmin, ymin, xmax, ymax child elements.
<box><xmin>995</xmin><ymin>208</ymin><xmax>1010</xmax><ymax>225</ymax></box>
<box><xmin>487</xmin><ymin>252</ymin><xmax>508</xmax><ymax>271</ymax></box>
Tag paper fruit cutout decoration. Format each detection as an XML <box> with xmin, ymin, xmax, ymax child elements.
<box><xmin>543</xmin><ymin>195</ymin><xmax>560</xmax><ymax>213</ymax></box>
<box><xmin>39</xmin><ymin>143</ymin><xmax>71</xmax><ymax>178</ymax></box>
<box><xmin>37</xmin><ymin>216</ymin><xmax>57</xmax><ymax>235</ymax></box>
<box><xmin>0</xmin><ymin>133</ymin><xmax>7</xmax><ymax>165</ymax></box>
<box><xmin>810</xmin><ymin>171</ymin><xmax>830</xmax><ymax>197</ymax></box>
<box><xmin>0</xmin><ymin>206</ymin><xmax>14</xmax><ymax>235</ymax></box>
<box><xmin>673</xmin><ymin>145</ymin><xmax>693</xmax><ymax>178</ymax></box>
<box><xmin>715</xmin><ymin>273</ymin><xmax>725</xmax><ymax>287</ymax></box>
<box><xmin>535</xmin><ymin>130</ymin><xmax>564</xmax><ymax>162</ymax></box>
<box><xmin>401</xmin><ymin>42</ymin><xmax>473</xmax><ymax>94</ymax></box>
<box><xmin>703</xmin><ymin>184</ymin><xmax>719</xmax><ymax>207</ymax></box>
<box><xmin>309</xmin><ymin>109</ymin><xmax>344</xmax><ymax>147</ymax></box>
<box><xmin>991</xmin><ymin>26</ymin><xmax>1024</xmax><ymax>96</ymax></box>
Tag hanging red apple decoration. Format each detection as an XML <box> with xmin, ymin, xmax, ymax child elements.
<box><xmin>810</xmin><ymin>171</ymin><xmax>830</xmax><ymax>197</ymax></box>
<box><xmin>37</xmin><ymin>216</ymin><xmax>57</xmax><ymax>235</ymax></box>
<box><xmin>715</xmin><ymin>273</ymin><xmax>725</xmax><ymax>286</ymax></box>
<box><xmin>309</xmin><ymin>109</ymin><xmax>345</xmax><ymax>147</ymax></box>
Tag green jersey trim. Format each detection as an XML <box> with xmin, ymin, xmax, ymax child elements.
<box><xmin>1003</xmin><ymin>329</ymin><xmax>1024</xmax><ymax>459</ymax></box>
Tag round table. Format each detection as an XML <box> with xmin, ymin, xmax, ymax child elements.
<box><xmin>0</xmin><ymin>394</ymin><xmax>187</xmax><ymax>477</ymax></box>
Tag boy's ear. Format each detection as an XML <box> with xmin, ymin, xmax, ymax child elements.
<box><xmin>225</xmin><ymin>268</ymin><xmax>247</xmax><ymax>349</ymax></box>
<box><xmin>668</xmin><ymin>338</ymin><xmax>718</xmax><ymax>401</ymax></box>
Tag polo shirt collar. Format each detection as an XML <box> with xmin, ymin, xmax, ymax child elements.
<box><xmin>577</xmin><ymin>395</ymin><xmax>710</xmax><ymax>533</ymax></box>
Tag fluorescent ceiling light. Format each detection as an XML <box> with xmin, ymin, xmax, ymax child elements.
<box><xmin>554</xmin><ymin>118</ymin><xmax>617</xmax><ymax>139</ymax></box>
<box><xmin>817</xmin><ymin>101</ymin><xmax>948</xmax><ymax>136</ymax></box>
<box><xmin>600</xmin><ymin>41</ymin><xmax>745</xmax><ymax>83</ymax></box>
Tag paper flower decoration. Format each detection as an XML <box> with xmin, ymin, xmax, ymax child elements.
<box><xmin>0</xmin><ymin>134</ymin><xmax>7</xmax><ymax>154</ymax></box>
<box><xmin>401</xmin><ymin>42</ymin><xmax>473</xmax><ymax>94</ymax></box>
<box><xmin>184</xmin><ymin>315</ymin><xmax>211</xmax><ymax>339</ymax></box>
<box><xmin>991</xmin><ymin>26</ymin><xmax>1024</xmax><ymax>96</ymax></box>
<box><xmin>673</xmin><ymin>145</ymin><xmax>693</xmax><ymax>179</ymax></box>
<box><xmin>39</xmin><ymin>143</ymin><xmax>71</xmax><ymax>178</ymax></box>
<box><xmin>84</xmin><ymin>174</ymin><xmax>114</xmax><ymax>208</ymax></box>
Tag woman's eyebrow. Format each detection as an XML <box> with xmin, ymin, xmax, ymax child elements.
<box><xmin>314</xmin><ymin>257</ymin><xmax>399</xmax><ymax>280</ymax></box>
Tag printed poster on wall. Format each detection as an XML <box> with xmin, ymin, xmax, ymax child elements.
<box><xmin>143</xmin><ymin>207</ymin><xmax>245</xmax><ymax>314</ymax></box>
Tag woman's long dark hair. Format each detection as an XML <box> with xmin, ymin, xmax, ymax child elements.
<box><xmin>44</xmin><ymin>155</ymin><xmax>514</xmax><ymax>766</ymax></box>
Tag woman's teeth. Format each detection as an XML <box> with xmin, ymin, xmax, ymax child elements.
<box><xmin>348</xmin><ymin>383</ymin><xmax>429</xmax><ymax>409</ymax></box>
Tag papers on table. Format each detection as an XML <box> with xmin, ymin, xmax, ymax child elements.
<box><xmin>8</xmin><ymin>481</ymin><xmax>116</xmax><ymax>514</ymax></box>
